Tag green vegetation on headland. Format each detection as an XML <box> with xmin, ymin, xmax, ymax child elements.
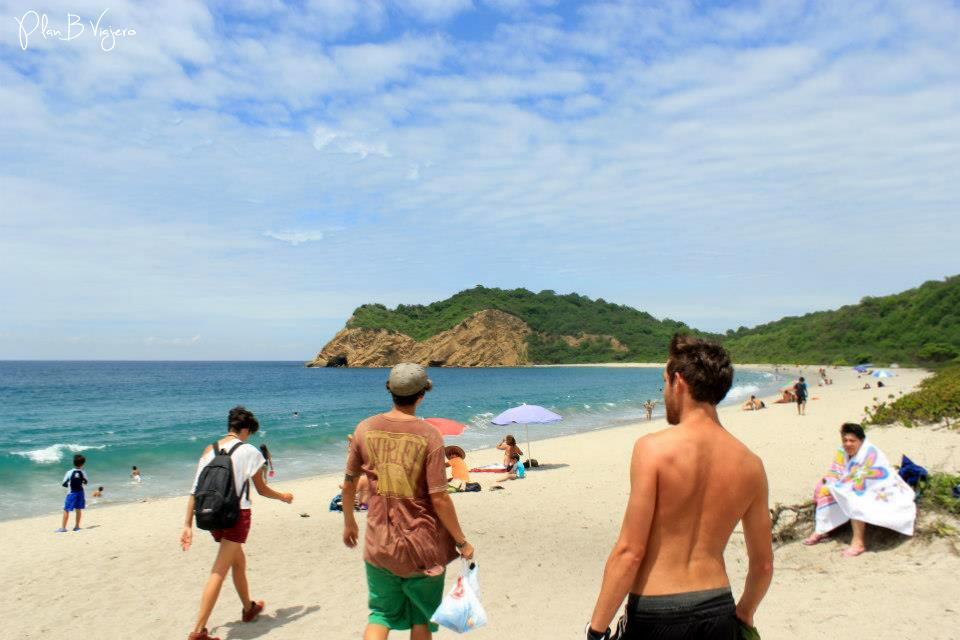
<box><xmin>344</xmin><ymin>275</ymin><xmax>960</xmax><ymax>365</ymax></box>
<box><xmin>723</xmin><ymin>276</ymin><xmax>960</xmax><ymax>366</ymax></box>
<box><xmin>349</xmin><ymin>286</ymin><xmax>717</xmax><ymax>363</ymax></box>
<box><xmin>865</xmin><ymin>367</ymin><xmax>960</xmax><ymax>428</ymax></box>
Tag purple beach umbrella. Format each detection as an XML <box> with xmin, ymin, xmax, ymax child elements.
<box><xmin>491</xmin><ymin>403</ymin><xmax>562</xmax><ymax>462</ymax></box>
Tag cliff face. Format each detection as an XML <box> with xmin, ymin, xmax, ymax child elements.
<box><xmin>307</xmin><ymin>309</ymin><xmax>532</xmax><ymax>367</ymax></box>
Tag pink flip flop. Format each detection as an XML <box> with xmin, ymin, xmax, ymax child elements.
<box><xmin>803</xmin><ymin>533</ymin><xmax>828</xmax><ymax>546</ymax></box>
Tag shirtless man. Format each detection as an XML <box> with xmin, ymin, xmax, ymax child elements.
<box><xmin>586</xmin><ymin>334</ymin><xmax>774</xmax><ymax>639</ymax></box>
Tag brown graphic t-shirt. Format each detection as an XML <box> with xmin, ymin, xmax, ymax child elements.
<box><xmin>345</xmin><ymin>414</ymin><xmax>457</xmax><ymax>577</ymax></box>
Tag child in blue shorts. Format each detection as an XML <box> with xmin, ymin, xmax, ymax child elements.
<box><xmin>57</xmin><ymin>453</ymin><xmax>88</xmax><ymax>532</ymax></box>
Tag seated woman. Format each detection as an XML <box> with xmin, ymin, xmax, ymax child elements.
<box><xmin>496</xmin><ymin>435</ymin><xmax>523</xmax><ymax>467</ymax></box>
<box><xmin>804</xmin><ymin>423</ymin><xmax>916</xmax><ymax>556</ymax></box>
<box><xmin>445</xmin><ymin>445</ymin><xmax>471</xmax><ymax>490</ymax></box>
<box><xmin>774</xmin><ymin>389</ymin><xmax>795</xmax><ymax>404</ymax></box>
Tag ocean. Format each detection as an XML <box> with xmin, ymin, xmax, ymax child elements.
<box><xmin>0</xmin><ymin>361</ymin><xmax>785</xmax><ymax>520</ymax></box>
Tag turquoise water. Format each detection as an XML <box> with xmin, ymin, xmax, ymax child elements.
<box><xmin>0</xmin><ymin>362</ymin><xmax>783</xmax><ymax>520</ymax></box>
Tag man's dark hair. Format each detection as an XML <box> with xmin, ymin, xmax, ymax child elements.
<box><xmin>228</xmin><ymin>405</ymin><xmax>260</xmax><ymax>433</ymax></box>
<box><xmin>132</xmin><ymin>466</ymin><xmax>137</xmax><ymax>470</ymax></box>
<box><xmin>511</xmin><ymin>453</ymin><xmax>521</xmax><ymax>461</ymax></box>
<box><xmin>73</xmin><ymin>454</ymin><xmax>86</xmax><ymax>467</ymax></box>
<box><xmin>800</xmin><ymin>376</ymin><xmax>805</xmax><ymax>382</ymax></box>
<box><xmin>390</xmin><ymin>389</ymin><xmax>426</xmax><ymax>408</ymax></box>
<box><xmin>840</xmin><ymin>422</ymin><xmax>866</xmax><ymax>440</ymax></box>
<box><xmin>666</xmin><ymin>334</ymin><xmax>734</xmax><ymax>405</ymax></box>
<box><xmin>98</xmin><ymin>486</ymin><xmax>104</xmax><ymax>491</ymax></box>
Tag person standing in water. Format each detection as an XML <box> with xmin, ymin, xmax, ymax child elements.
<box><xmin>586</xmin><ymin>334</ymin><xmax>773</xmax><ymax>639</ymax></box>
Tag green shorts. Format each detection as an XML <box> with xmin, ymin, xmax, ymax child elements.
<box><xmin>365</xmin><ymin>562</ymin><xmax>446</xmax><ymax>632</ymax></box>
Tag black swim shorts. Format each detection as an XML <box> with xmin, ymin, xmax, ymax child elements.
<box><xmin>611</xmin><ymin>588</ymin><xmax>739</xmax><ymax>640</ymax></box>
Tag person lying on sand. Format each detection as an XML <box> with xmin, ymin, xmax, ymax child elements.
<box><xmin>741</xmin><ymin>395</ymin><xmax>765</xmax><ymax>411</ymax></box>
<box><xmin>804</xmin><ymin>423</ymin><xmax>916</xmax><ymax>557</ymax></box>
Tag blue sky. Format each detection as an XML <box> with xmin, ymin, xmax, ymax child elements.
<box><xmin>1</xmin><ymin>0</ymin><xmax>959</xmax><ymax>360</ymax></box>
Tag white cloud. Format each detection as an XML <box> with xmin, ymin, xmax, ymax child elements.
<box><xmin>264</xmin><ymin>230</ymin><xmax>326</xmax><ymax>245</ymax></box>
<box><xmin>145</xmin><ymin>335</ymin><xmax>201</xmax><ymax>346</ymax></box>
<box><xmin>312</xmin><ymin>125</ymin><xmax>392</xmax><ymax>158</ymax></box>
<box><xmin>2</xmin><ymin>0</ymin><xmax>960</xmax><ymax>359</ymax></box>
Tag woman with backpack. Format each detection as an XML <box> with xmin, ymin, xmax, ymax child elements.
<box><xmin>180</xmin><ymin>406</ymin><xmax>294</xmax><ymax>640</ymax></box>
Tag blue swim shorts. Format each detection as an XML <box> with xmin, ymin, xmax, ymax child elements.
<box><xmin>64</xmin><ymin>491</ymin><xmax>86</xmax><ymax>511</ymax></box>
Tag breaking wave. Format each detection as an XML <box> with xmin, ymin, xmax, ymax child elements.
<box><xmin>11</xmin><ymin>443</ymin><xmax>107</xmax><ymax>464</ymax></box>
<box><xmin>725</xmin><ymin>384</ymin><xmax>761</xmax><ymax>401</ymax></box>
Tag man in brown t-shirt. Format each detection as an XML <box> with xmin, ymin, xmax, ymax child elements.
<box><xmin>342</xmin><ymin>363</ymin><xmax>475</xmax><ymax>639</ymax></box>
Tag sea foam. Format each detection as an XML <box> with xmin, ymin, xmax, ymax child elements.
<box><xmin>726</xmin><ymin>384</ymin><xmax>761</xmax><ymax>401</ymax></box>
<box><xmin>11</xmin><ymin>443</ymin><xmax>106</xmax><ymax>464</ymax></box>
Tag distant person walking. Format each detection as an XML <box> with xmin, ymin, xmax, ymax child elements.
<box><xmin>586</xmin><ymin>335</ymin><xmax>773</xmax><ymax>640</ymax></box>
<box><xmin>644</xmin><ymin>400</ymin><xmax>655</xmax><ymax>421</ymax></box>
<box><xmin>180</xmin><ymin>406</ymin><xmax>294</xmax><ymax>640</ymax></box>
<box><xmin>342</xmin><ymin>363</ymin><xmax>475</xmax><ymax>640</ymax></box>
<box><xmin>794</xmin><ymin>377</ymin><xmax>808</xmax><ymax>415</ymax></box>
<box><xmin>57</xmin><ymin>454</ymin><xmax>89</xmax><ymax>532</ymax></box>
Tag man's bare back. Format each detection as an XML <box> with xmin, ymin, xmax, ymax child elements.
<box><xmin>588</xmin><ymin>335</ymin><xmax>773</xmax><ymax>640</ymax></box>
<box><xmin>631</xmin><ymin>418</ymin><xmax>767</xmax><ymax>595</ymax></box>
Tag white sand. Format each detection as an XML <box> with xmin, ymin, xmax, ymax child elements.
<box><xmin>3</xmin><ymin>366</ymin><xmax>958</xmax><ymax>639</ymax></box>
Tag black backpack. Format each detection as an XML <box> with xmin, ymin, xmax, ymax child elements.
<box><xmin>193</xmin><ymin>441</ymin><xmax>250</xmax><ymax>531</ymax></box>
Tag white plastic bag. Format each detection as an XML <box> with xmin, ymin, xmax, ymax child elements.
<box><xmin>431</xmin><ymin>559</ymin><xmax>488</xmax><ymax>633</ymax></box>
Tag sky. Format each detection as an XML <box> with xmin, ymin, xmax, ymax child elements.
<box><xmin>1</xmin><ymin>0</ymin><xmax>958</xmax><ymax>360</ymax></box>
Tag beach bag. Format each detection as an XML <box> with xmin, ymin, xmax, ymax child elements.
<box><xmin>898</xmin><ymin>455</ymin><xmax>928</xmax><ymax>489</ymax></box>
<box><xmin>431</xmin><ymin>559</ymin><xmax>488</xmax><ymax>633</ymax></box>
<box><xmin>193</xmin><ymin>441</ymin><xmax>248</xmax><ymax>531</ymax></box>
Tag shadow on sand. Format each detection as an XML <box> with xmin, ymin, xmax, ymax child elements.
<box><xmin>218</xmin><ymin>605</ymin><xmax>321</xmax><ymax>639</ymax></box>
<box><xmin>527</xmin><ymin>463</ymin><xmax>570</xmax><ymax>472</ymax></box>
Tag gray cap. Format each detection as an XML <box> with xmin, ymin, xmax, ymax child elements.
<box><xmin>387</xmin><ymin>363</ymin><xmax>433</xmax><ymax>396</ymax></box>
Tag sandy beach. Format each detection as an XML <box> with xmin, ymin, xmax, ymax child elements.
<box><xmin>4</xmin><ymin>366</ymin><xmax>958</xmax><ymax>640</ymax></box>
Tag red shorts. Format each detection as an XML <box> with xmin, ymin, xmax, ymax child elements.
<box><xmin>211</xmin><ymin>509</ymin><xmax>251</xmax><ymax>544</ymax></box>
